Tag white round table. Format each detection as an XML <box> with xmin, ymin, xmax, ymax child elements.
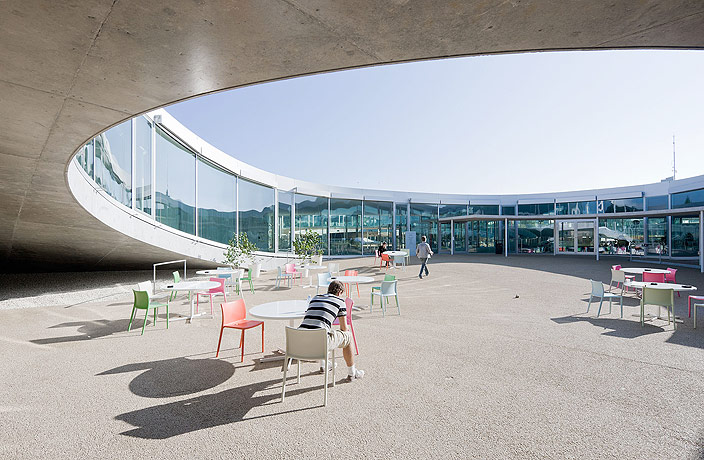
<box><xmin>296</xmin><ymin>265</ymin><xmax>328</xmax><ymax>288</ymax></box>
<box><xmin>249</xmin><ymin>300</ymin><xmax>309</xmax><ymax>362</ymax></box>
<box><xmin>624</xmin><ymin>281</ymin><xmax>696</xmax><ymax>292</ymax></box>
<box><xmin>620</xmin><ymin>268</ymin><xmax>671</xmax><ymax>275</ymax></box>
<box><xmin>330</xmin><ymin>275</ymin><xmax>375</xmax><ymax>300</ymax></box>
<box><xmin>384</xmin><ymin>251</ymin><xmax>406</xmax><ymax>257</ymax></box>
<box><xmin>164</xmin><ymin>281</ymin><xmax>220</xmax><ymax>323</ymax></box>
<box><xmin>195</xmin><ymin>268</ymin><xmax>242</xmax><ymax>276</ymax></box>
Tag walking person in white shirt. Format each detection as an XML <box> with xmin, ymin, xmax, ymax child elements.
<box><xmin>416</xmin><ymin>235</ymin><xmax>434</xmax><ymax>279</ymax></box>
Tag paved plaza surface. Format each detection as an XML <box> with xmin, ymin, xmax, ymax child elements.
<box><xmin>2</xmin><ymin>255</ymin><xmax>704</xmax><ymax>459</ymax></box>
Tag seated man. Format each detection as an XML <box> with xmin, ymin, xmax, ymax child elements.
<box><xmin>299</xmin><ymin>280</ymin><xmax>365</xmax><ymax>381</ymax></box>
<box><xmin>378</xmin><ymin>242</ymin><xmax>389</xmax><ymax>267</ymax></box>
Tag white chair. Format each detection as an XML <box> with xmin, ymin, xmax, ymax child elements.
<box><xmin>281</xmin><ymin>327</ymin><xmax>335</xmax><ymax>406</ymax></box>
<box><xmin>137</xmin><ymin>281</ymin><xmax>170</xmax><ymax>301</ymax></box>
<box><xmin>328</xmin><ymin>262</ymin><xmax>340</xmax><ymax>276</ymax></box>
<box><xmin>401</xmin><ymin>248</ymin><xmax>410</xmax><ymax>265</ymax></box>
<box><xmin>370</xmin><ymin>280</ymin><xmax>400</xmax><ymax>317</ymax></box>
<box><xmin>608</xmin><ymin>269</ymin><xmax>626</xmax><ymax>294</ymax></box>
<box><xmin>641</xmin><ymin>287</ymin><xmax>675</xmax><ymax>329</ymax></box>
<box><xmin>275</xmin><ymin>265</ymin><xmax>293</xmax><ymax>288</ymax></box>
<box><xmin>316</xmin><ymin>272</ymin><xmax>332</xmax><ymax>294</ymax></box>
<box><xmin>393</xmin><ymin>254</ymin><xmax>406</xmax><ymax>270</ymax></box>
<box><xmin>693</xmin><ymin>300</ymin><xmax>704</xmax><ymax>328</ymax></box>
<box><xmin>587</xmin><ymin>279</ymin><xmax>623</xmax><ymax>318</ymax></box>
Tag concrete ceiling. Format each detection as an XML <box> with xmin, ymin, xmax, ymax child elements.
<box><xmin>1</xmin><ymin>0</ymin><xmax>703</xmax><ymax>272</ymax></box>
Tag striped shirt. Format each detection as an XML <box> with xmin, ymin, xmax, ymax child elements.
<box><xmin>299</xmin><ymin>294</ymin><xmax>346</xmax><ymax>333</ymax></box>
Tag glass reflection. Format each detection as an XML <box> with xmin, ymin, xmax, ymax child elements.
<box><xmin>518</xmin><ymin>203</ymin><xmax>554</xmax><ymax>216</ymax></box>
<box><xmin>155</xmin><ymin>126</ymin><xmax>195</xmax><ymax>234</ymax></box>
<box><xmin>597</xmin><ymin>198</ymin><xmax>643</xmax><ymax>213</ymax></box>
<box><xmin>135</xmin><ymin>117</ymin><xmax>152</xmax><ymax>215</ymax></box>
<box><xmin>646</xmin><ymin>217</ymin><xmax>667</xmax><ymax>255</ymax></box>
<box><xmin>410</xmin><ymin>204</ymin><xmax>438</xmax><ymax>251</ymax></box>
<box><xmin>295</xmin><ymin>194</ymin><xmax>328</xmax><ymax>253</ymax></box>
<box><xmin>468</xmin><ymin>205</ymin><xmax>499</xmax><ymax>215</ymax></box>
<box><xmin>599</xmin><ymin>218</ymin><xmax>644</xmax><ymax>255</ymax></box>
<box><xmin>197</xmin><ymin>159</ymin><xmax>236</xmax><ymax>244</ymax></box>
<box><xmin>439</xmin><ymin>204</ymin><xmax>467</xmax><ymax>218</ymax></box>
<box><xmin>395</xmin><ymin>203</ymin><xmax>408</xmax><ymax>249</ymax></box>
<box><xmin>517</xmin><ymin>220</ymin><xmax>554</xmax><ymax>253</ymax></box>
<box><xmin>94</xmin><ymin>120</ymin><xmax>132</xmax><ymax>207</ymax></box>
<box><xmin>453</xmin><ymin>222</ymin><xmax>466</xmax><ymax>252</ymax></box>
<box><xmin>363</xmin><ymin>201</ymin><xmax>393</xmax><ymax>254</ymax></box>
<box><xmin>645</xmin><ymin>195</ymin><xmax>668</xmax><ymax>211</ymax></box>
<box><xmin>238</xmin><ymin>179</ymin><xmax>274</xmax><ymax>252</ymax></box>
<box><xmin>75</xmin><ymin>141</ymin><xmax>94</xmax><ymax>178</ymax></box>
<box><xmin>278</xmin><ymin>191</ymin><xmax>293</xmax><ymax>251</ymax></box>
<box><xmin>672</xmin><ymin>216</ymin><xmax>699</xmax><ymax>257</ymax></box>
<box><xmin>330</xmin><ymin>199</ymin><xmax>362</xmax><ymax>255</ymax></box>
<box><xmin>672</xmin><ymin>188</ymin><xmax>704</xmax><ymax>209</ymax></box>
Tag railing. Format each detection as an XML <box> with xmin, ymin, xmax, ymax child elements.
<box><xmin>153</xmin><ymin>260</ymin><xmax>187</xmax><ymax>295</ymax></box>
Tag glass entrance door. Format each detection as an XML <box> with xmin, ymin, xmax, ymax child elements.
<box><xmin>558</xmin><ymin>221</ymin><xmax>594</xmax><ymax>254</ymax></box>
<box><xmin>454</xmin><ymin>222</ymin><xmax>466</xmax><ymax>252</ymax></box>
<box><xmin>440</xmin><ymin>222</ymin><xmax>452</xmax><ymax>253</ymax></box>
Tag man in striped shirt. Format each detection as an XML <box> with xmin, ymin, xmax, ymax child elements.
<box><xmin>299</xmin><ymin>280</ymin><xmax>365</xmax><ymax>380</ymax></box>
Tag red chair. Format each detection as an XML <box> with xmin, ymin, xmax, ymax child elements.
<box><xmin>285</xmin><ymin>263</ymin><xmax>302</xmax><ymax>284</ymax></box>
<box><xmin>216</xmin><ymin>299</ymin><xmax>264</xmax><ymax>362</ymax></box>
<box><xmin>689</xmin><ymin>295</ymin><xmax>704</xmax><ymax>318</ymax></box>
<box><xmin>196</xmin><ymin>278</ymin><xmax>226</xmax><ymax>314</ymax></box>
<box><xmin>332</xmin><ymin>298</ymin><xmax>358</xmax><ymax>355</ymax></box>
<box><xmin>665</xmin><ymin>268</ymin><xmax>680</xmax><ymax>297</ymax></box>
<box><xmin>380</xmin><ymin>253</ymin><xmax>391</xmax><ymax>269</ymax></box>
<box><xmin>642</xmin><ymin>272</ymin><xmax>665</xmax><ymax>283</ymax></box>
<box><xmin>344</xmin><ymin>270</ymin><xmax>360</xmax><ymax>297</ymax></box>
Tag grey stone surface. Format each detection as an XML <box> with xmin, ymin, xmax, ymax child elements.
<box><xmin>1</xmin><ymin>255</ymin><xmax>704</xmax><ymax>458</ymax></box>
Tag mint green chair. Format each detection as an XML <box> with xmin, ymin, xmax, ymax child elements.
<box><xmin>242</xmin><ymin>269</ymin><xmax>255</xmax><ymax>294</ymax></box>
<box><xmin>371</xmin><ymin>275</ymin><xmax>396</xmax><ymax>303</ymax></box>
<box><xmin>641</xmin><ymin>287</ymin><xmax>675</xmax><ymax>329</ymax></box>
<box><xmin>169</xmin><ymin>271</ymin><xmax>189</xmax><ymax>301</ymax></box>
<box><xmin>129</xmin><ymin>288</ymin><xmax>169</xmax><ymax>335</ymax></box>
<box><xmin>370</xmin><ymin>280</ymin><xmax>400</xmax><ymax>317</ymax></box>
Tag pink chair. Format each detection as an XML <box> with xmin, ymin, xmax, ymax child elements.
<box><xmin>612</xmin><ymin>265</ymin><xmax>635</xmax><ymax>292</ymax></box>
<box><xmin>344</xmin><ymin>270</ymin><xmax>360</xmax><ymax>297</ymax></box>
<box><xmin>332</xmin><ymin>298</ymin><xmax>358</xmax><ymax>355</ymax></box>
<box><xmin>196</xmin><ymin>277</ymin><xmax>226</xmax><ymax>314</ymax></box>
<box><xmin>216</xmin><ymin>299</ymin><xmax>264</xmax><ymax>362</ymax></box>
<box><xmin>285</xmin><ymin>263</ymin><xmax>302</xmax><ymax>284</ymax></box>
<box><xmin>642</xmin><ymin>272</ymin><xmax>665</xmax><ymax>283</ymax></box>
<box><xmin>689</xmin><ymin>295</ymin><xmax>704</xmax><ymax>318</ymax></box>
<box><xmin>665</xmin><ymin>268</ymin><xmax>680</xmax><ymax>297</ymax></box>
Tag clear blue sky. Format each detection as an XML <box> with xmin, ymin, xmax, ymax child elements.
<box><xmin>166</xmin><ymin>49</ymin><xmax>704</xmax><ymax>195</ymax></box>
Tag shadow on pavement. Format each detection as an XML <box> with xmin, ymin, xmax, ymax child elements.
<box><xmin>551</xmin><ymin>314</ymin><xmax>665</xmax><ymax>338</ymax></box>
<box><xmin>30</xmin><ymin>319</ymin><xmax>135</xmax><ymax>344</ymax></box>
<box><xmin>99</xmin><ymin>357</ymin><xmax>235</xmax><ymax>398</ymax></box>
<box><xmin>115</xmin><ymin>376</ymin><xmax>342</xmax><ymax>439</ymax></box>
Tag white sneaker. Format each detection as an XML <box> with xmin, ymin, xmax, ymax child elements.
<box><xmin>346</xmin><ymin>369</ymin><xmax>365</xmax><ymax>381</ymax></box>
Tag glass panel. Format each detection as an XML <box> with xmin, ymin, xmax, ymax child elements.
<box><xmin>646</xmin><ymin>217</ymin><xmax>667</xmax><ymax>255</ymax></box>
<box><xmin>295</xmin><ymin>194</ymin><xmax>328</xmax><ymax>253</ymax></box>
<box><xmin>439</xmin><ymin>204</ymin><xmax>467</xmax><ymax>218</ymax></box>
<box><xmin>508</xmin><ymin>220</ymin><xmax>517</xmax><ymax>253</ymax></box>
<box><xmin>556</xmin><ymin>201</ymin><xmax>596</xmax><ymax>215</ymax></box>
<box><xmin>453</xmin><ymin>222</ymin><xmax>466</xmax><ymax>252</ymax></box>
<box><xmin>646</xmin><ymin>195</ymin><xmax>668</xmax><ymax>211</ymax></box>
<box><xmin>672</xmin><ymin>216</ymin><xmax>699</xmax><ymax>257</ymax></box>
<box><xmin>197</xmin><ymin>159</ymin><xmax>236</xmax><ymax>244</ymax></box>
<box><xmin>410</xmin><ymin>204</ymin><xmax>438</xmax><ymax>251</ymax></box>
<box><xmin>517</xmin><ymin>203</ymin><xmax>554</xmax><ymax>216</ymax></box>
<box><xmin>395</xmin><ymin>203</ymin><xmax>407</xmax><ymax>249</ymax></box>
<box><xmin>134</xmin><ymin>117</ymin><xmax>152</xmax><ymax>215</ymax></box>
<box><xmin>598</xmin><ymin>218</ymin><xmax>644</xmax><ymax>255</ymax></box>
<box><xmin>517</xmin><ymin>220</ymin><xmax>554</xmax><ymax>253</ymax></box>
<box><xmin>501</xmin><ymin>206</ymin><xmax>515</xmax><ymax>216</ymax></box>
<box><xmin>75</xmin><ymin>141</ymin><xmax>94</xmax><ymax>178</ymax></box>
<box><xmin>468</xmin><ymin>205</ymin><xmax>499</xmax><ymax>215</ymax></box>
<box><xmin>440</xmin><ymin>222</ymin><xmax>452</xmax><ymax>252</ymax></box>
<box><xmin>597</xmin><ymin>197</ymin><xmax>643</xmax><ymax>213</ymax></box>
<box><xmin>329</xmin><ymin>199</ymin><xmax>362</xmax><ymax>255</ymax></box>
<box><xmin>672</xmin><ymin>189</ymin><xmax>704</xmax><ymax>209</ymax></box>
<box><xmin>363</xmin><ymin>201</ymin><xmax>393</xmax><ymax>254</ymax></box>
<box><xmin>278</xmin><ymin>191</ymin><xmax>293</xmax><ymax>251</ymax></box>
<box><xmin>155</xmin><ymin>126</ymin><xmax>195</xmax><ymax>234</ymax></box>
<box><xmin>576</xmin><ymin>223</ymin><xmax>594</xmax><ymax>253</ymax></box>
<box><xmin>558</xmin><ymin>222</ymin><xmax>575</xmax><ymax>253</ymax></box>
<box><xmin>238</xmin><ymin>178</ymin><xmax>274</xmax><ymax>252</ymax></box>
<box><xmin>468</xmin><ymin>220</ymin><xmax>498</xmax><ymax>253</ymax></box>
<box><xmin>94</xmin><ymin>120</ymin><xmax>132</xmax><ymax>207</ymax></box>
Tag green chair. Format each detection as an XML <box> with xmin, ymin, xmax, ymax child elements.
<box><xmin>641</xmin><ymin>287</ymin><xmax>675</xmax><ymax>329</ymax></box>
<box><xmin>370</xmin><ymin>280</ymin><xmax>400</xmax><ymax>316</ymax></box>
<box><xmin>169</xmin><ymin>271</ymin><xmax>190</xmax><ymax>301</ymax></box>
<box><xmin>129</xmin><ymin>286</ymin><xmax>169</xmax><ymax>335</ymax></box>
<box><xmin>371</xmin><ymin>275</ymin><xmax>396</xmax><ymax>304</ymax></box>
<box><xmin>241</xmin><ymin>269</ymin><xmax>255</xmax><ymax>294</ymax></box>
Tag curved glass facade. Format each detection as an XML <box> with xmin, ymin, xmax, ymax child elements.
<box><xmin>72</xmin><ymin>110</ymin><xmax>704</xmax><ymax>264</ymax></box>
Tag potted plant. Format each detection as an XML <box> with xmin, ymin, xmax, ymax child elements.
<box><xmin>293</xmin><ymin>229</ymin><xmax>324</xmax><ymax>264</ymax></box>
<box><xmin>224</xmin><ymin>232</ymin><xmax>257</xmax><ymax>268</ymax></box>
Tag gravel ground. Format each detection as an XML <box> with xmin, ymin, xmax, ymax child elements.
<box><xmin>1</xmin><ymin>255</ymin><xmax>704</xmax><ymax>459</ymax></box>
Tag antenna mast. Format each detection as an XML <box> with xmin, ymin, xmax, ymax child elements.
<box><xmin>673</xmin><ymin>134</ymin><xmax>676</xmax><ymax>180</ymax></box>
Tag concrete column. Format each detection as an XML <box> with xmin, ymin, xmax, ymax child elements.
<box><xmin>595</xmin><ymin>217</ymin><xmax>599</xmax><ymax>261</ymax></box>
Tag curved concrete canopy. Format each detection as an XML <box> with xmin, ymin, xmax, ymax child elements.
<box><xmin>1</xmin><ymin>1</ymin><xmax>703</xmax><ymax>271</ymax></box>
